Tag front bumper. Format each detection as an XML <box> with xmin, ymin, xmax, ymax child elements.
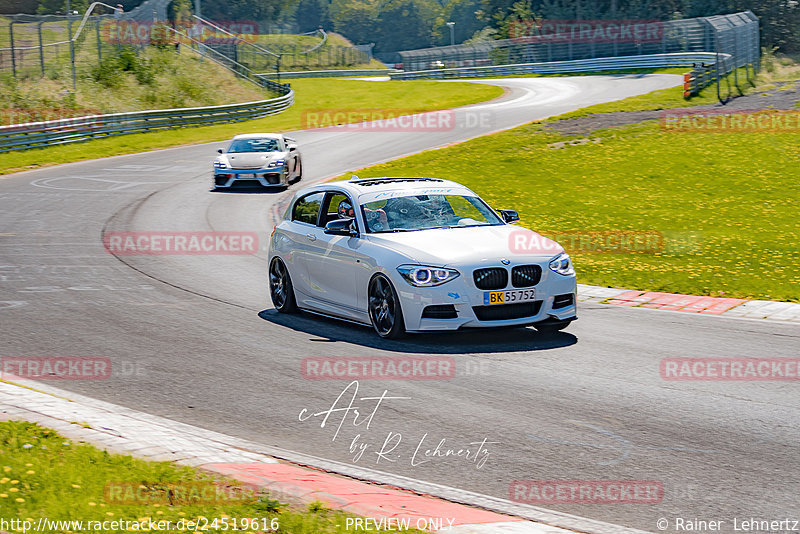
<box><xmin>392</xmin><ymin>267</ymin><xmax>577</xmax><ymax>332</ymax></box>
<box><xmin>213</xmin><ymin>166</ymin><xmax>286</xmax><ymax>188</ymax></box>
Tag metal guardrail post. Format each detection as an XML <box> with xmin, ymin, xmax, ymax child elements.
<box><xmin>67</xmin><ymin>5</ymin><xmax>77</xmax><ymax>91</ymax></box>
<box><xmin>9</xmin><ymin>21</ymin><xmax>16</xmax><ymax>78</ymax></box>
<box><xmin>95</xmin><ymin>17</ymin><xmax>102</xmax><ymax>63</ymax></box>
<box><xmin>683</xmin><ymin>72</ymin><xmax>691</xmax><ymax>98</ymax></box>
<box><xmin>37</xmin><ymin>21</ymin><xmax>45</xmax><ymax>77</ymax></box>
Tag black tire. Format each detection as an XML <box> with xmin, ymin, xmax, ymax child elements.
<box><xmin>535</xmin><ymin>320</ymin><xmax>571</xmax><ymax>334</ymax></box>
<box><xmin>269</xmin><ymin>258</ymin><xmax>298</xmax><ymax>313</ymax></box>
<box><xmin>368</xmin><ymin>275</ymin><xmax>405</xmax><ymax>339</ymax></box>
<box><xmin>292</xmin><ymin>158</ymin><xmax>302</xmax><ymax>183</ymax></box>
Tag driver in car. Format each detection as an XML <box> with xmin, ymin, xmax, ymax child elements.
<box><xmin>345</xmin><ymin>200</ymin><xmax>389</xmax><ymax>232</ymax></box>
<box><xmin>338</xmin><ymin>200</ymin><xmax>355</xmax><ymax>219</ymax></box>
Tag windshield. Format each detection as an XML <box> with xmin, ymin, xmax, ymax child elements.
<box><xmin>361</xmin><ymin>194</ymin><xmax>503</xmax><ymax>233</ymax></box>
<box><xmin>227</xmin><ymin>138</ymin><xmax>281</xmax><ymax>153</ymax></box>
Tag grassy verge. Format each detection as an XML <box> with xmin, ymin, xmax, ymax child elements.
<box><xmin>0</xmin><ymin>78</ymin><xmax>502</xmax><ymax>175</ymax></box>
<box><xmin>1</xmin><ymin>47</ymin><xmax>268</xmax><ymax>121</ymax></box>
<box><xmin>551</xmin><ymin>84</ymin><xmax>718</xmax><ymax>119</ymax></box>
<box><xmin>334</xmin><ymin>82</ymin><xmax>800</xmax><ymax>302</ymax></box>
<box><xmin>251</xmin><ymin>32</ymin><xmax>385</xmax><ymax>70</ymax></box>
<box><xmin>0</xmin><ymin>420</ymin><xmax>424</xmax><ymax>533</ymax></box>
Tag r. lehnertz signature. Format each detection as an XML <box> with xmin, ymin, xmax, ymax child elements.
<box><xmin>299</xmin><ymin>380</ymin><xmax>497</xmax><ymax>469</ymax></box>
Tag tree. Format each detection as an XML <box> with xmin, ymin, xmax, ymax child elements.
<box><xmin>36</xmin><ymin>0</ymin><xmax>89</xmax><ymax>15</ymax></box>
<box><xmin>295</xmin><ymin>0</ymin><xmax>332</xmax><ymax>32</ymax></box>
<box><xmin>375</xmin><ymin>0</ymin><xmax>431</xmax><ymax>51</ymax></box>
<box><xmin>432</xmin><ymin>0</ymin><xmax>486</xmax><ymax>46</ymax></box>
<box><xmin>203</xmin><ymin>0</ymin><xmax>297</xmax><ymax>24</ymax></box>
<box><xmin>168</xmin><ymin>0</ymin><xmax>192</xmax><ymax>24</ymax></box>
<box><xmin>0</xmin><ymin>0</ymin><xmax>39</xmax><ymax>13</ymax></box>
<box><xmin>331</xmin><ymin>0</ymin><xmax>379</xmax><ymax>43</ymax></box>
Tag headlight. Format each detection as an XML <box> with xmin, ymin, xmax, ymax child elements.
<box><xmin>549</xmin><ymin>253</ymin><xmax>575</xmax><ymax>276</ymax></box>
<box><xmin>397</xmin><ymin>265</ymin><xmax>460</xmax><ymax>287</ymax></box>
<box><xmin>266</xmin><ymin>159</ymin><xmax>285</xmax><ymax>168</ymax></box>
<box><xmin>214</xmin><ymin>160</ymin><xmax>228</xmax><ymax>169</ymax></box>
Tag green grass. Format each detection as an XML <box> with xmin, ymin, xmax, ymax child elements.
<box><xmin>0</xmin><ymin>78</ymin><xmax>502</xmax><ymax>175</ymax></box>
<box><xmin>333</xmin><ymin>83</ymin><xmax>800</xmax><ymax>302</ymax></box>
<box><xmin>0</xmin><ymin>420</ymin><xmax>424</xmax><ymax>533</ymax></box>
<box><xmin>551</xmin><ymin>84</ymin><xmax>718</xmax><ymax>119</ymax></box>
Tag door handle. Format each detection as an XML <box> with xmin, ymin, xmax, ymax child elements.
<box><xmin>306</xmin><ymin>234</ymin><xmax>316</xmax><ymax>241</ymax></box>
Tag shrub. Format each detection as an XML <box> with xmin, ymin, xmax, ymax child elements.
<box><xmin>90</xmin><ymin>47</ymin><xmax>155</xmax><ymax>87</ymax></box>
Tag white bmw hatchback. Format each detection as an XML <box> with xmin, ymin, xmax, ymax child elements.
<box><xmin>268</xmin><ymin>177</ymin><xmax>577</xmax><ymax>338</ymax></box>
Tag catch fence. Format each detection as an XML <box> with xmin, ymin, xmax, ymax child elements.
<box><xmin>397</xmin><ymin>11</ymin><xmax>760</xmax><ymax>99</ymax></box>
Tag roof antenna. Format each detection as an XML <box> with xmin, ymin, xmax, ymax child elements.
<box><xmin>349</xmin><ymin>174</ymin><xmax>359</xmax><ymax>181</ymax></box>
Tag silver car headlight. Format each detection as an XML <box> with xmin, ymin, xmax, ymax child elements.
<box><xmin>397</xmin><ymin>265</ymin><xmax>460</xmax><ymax>287</ymax></box>
<box><xmin>549</xmin><ymin>253</ymin><xmax>575</xmax><ymax>276</ymax></box>
<box><xmin>266</xmin><ymin>159</ymin><xmax>285</xmax><ymax>169</ymax></box>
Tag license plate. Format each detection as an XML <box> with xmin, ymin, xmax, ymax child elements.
<box><xmin>484</xmin><ymin>289</ymin><xmax>536</xmax><ymax>305</ymax></box>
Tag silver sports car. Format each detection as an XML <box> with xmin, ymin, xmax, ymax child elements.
<box><xmin>212</xmin><ymin>133</ymin><xmax>302</xmax><ymax>190</ymax></box>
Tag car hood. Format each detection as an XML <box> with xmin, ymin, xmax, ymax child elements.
<box><xmin>225</xmin><ymin>152</ymin><xmax>284</xmax><ymax>169</ymax></box>
<box><xmin>366</xmin><ymin>225</ymin><xmax>564</xmax><ymax>266</ymax></box>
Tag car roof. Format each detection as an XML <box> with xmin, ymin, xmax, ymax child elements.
<box><xmin>296</xmin><ymin>177</ymin><xmax>478</xmax><ymax>201</ymax></box>
<box><xmin>231</xmin><ymin>133</ymin><xmax>283</xmax><ymax>140</ymax></box>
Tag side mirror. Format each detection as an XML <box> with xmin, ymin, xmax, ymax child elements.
<box><xmin>498</xmin><ymin>209</ymin><xmax>520</xmax><ymax>224</ymax></box>
<box><xmin>217</xmin><ymin>148</ymin><xmax>224</xmax><ymax>154</ymax></box>
<box><xmin>325</xmin><ymin>218</ymin><xmax>359</xmax><ymax>237</ymax></box>
<box><xmin>287</xmin><ymin>144</ymin><xmax>297</xmax><ymax>152</ymax></box>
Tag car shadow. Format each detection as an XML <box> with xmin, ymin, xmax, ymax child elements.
<box><xmin>257</xmin><ymin>309</ymin><xmax>577</xmax><ymax>354</ymax></box>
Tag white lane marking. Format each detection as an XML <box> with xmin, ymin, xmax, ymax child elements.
<box><xmin>464</xmin><ymin>79</ymin><xmax>582</xmax><ymax>109</ymax></box>
<box><xmin>30</xmin><ymin>176</ymin><xmax>171</xmax><ymax>192</ymax></box>
<box><xmin>0</xmin><ymin>301</ymin><xmax>27</xmax><ymax>310</ymax></box>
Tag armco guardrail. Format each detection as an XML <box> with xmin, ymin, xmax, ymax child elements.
<box><xmin>0</xmin><ymin>90</ymin><xmax>293</xmax><ymax>153</ymax></box>
<box><xmin>389</xmin><ymin>52</ymin><xmax>722</xmax><ymax>80</ymax></box>
<box><xmin>258</xmin><ymin>69</ymin><xmax>398</xmax><ymax>79</ymax></box>
<box><xmin>683</xmin><ymin>63</ymin><xmax>718</xmax><ymax>98</ymax></box>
